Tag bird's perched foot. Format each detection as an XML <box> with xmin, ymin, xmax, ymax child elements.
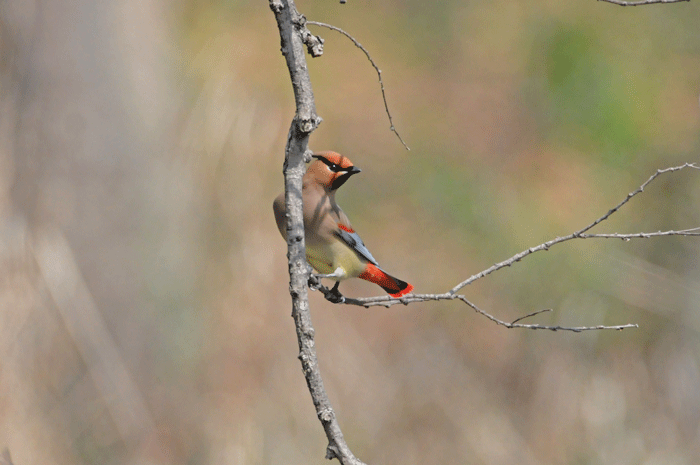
<box><xmin>324</xmin><ymin>281</ymin><xmax>345</xmax><ymax>303</ymax></box>
<box><xmin>307</xmin><ymin>276</ymin><xmax>345</xmax><ymax>303</ymax></box>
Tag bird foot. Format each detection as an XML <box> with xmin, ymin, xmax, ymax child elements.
<box><xmin>307</xmin><ymin>276</ymin><xmax>345</xmax><ymax>303</ymax></box>
<box><xmin>324</xmin><ymin>281</ymin><xmax>345</xmax><ymax>303</ymax></box>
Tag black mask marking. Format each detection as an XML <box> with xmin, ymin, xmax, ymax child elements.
<box><xmin>313</xmin><ymin>155</ymin><xmax>361</xmax><ymax>175</ymax></box>
<box><xmin>330</xmin><ymin>171</ymin><xmax>356</xmax><ymax>190</ymax></box>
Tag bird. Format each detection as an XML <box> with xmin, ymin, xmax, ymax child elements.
<box><xmin>273</xmin><ymin>151</ymin><xmax>414</xmax><ymax>298</ymax></box>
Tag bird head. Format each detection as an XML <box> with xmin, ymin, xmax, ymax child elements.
<box><xmin>308</xmin><ymin>151</ymin><xmax>361</xmax><ymax>191</ymax></box>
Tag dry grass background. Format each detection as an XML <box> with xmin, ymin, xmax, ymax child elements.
<box><xmin>1</xmin><ymin>0</ymin><xmax>700</xmax><ymax>464</ymax></box>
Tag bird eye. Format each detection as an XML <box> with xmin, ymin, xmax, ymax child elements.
<box><xmin>313</xmin><ymin>155</ymin><xmax>347</xmax><ymax>173</ymax></box>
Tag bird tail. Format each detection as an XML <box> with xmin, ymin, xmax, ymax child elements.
<box><xmin>359</xmin><ymin>263</ymin><xmax>414</xmax><ymax>298</ymax></box>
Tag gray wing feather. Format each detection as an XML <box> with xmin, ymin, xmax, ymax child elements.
<box><xmin>336</xmin><ymin>228</ymin><xmax>380</xmax><ymax>266</ymax></box>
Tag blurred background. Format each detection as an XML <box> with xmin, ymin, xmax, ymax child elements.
<box><xmin>1</xmin><ymin>0</ymin><xmax>699</xmax><ymax>464</ymax></box>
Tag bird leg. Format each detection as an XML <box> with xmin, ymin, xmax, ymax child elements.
<box><xmin>317</xmin><ymin>268</ymin><xmax>346</xmax><ymax>302</ymax></box>
<box><xmin>307</xmin><ymin>267</ymin><xmax>347</xmax><ymax>303</ymax></box>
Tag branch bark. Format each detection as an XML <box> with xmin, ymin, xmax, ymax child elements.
<box><xmin>269</xmin><ymin>1</ymin><xmax>366</xmax><ymax>464</ymax></box>
<box><xmin>598</xmin><ymin>0</ymin><xmax>689</xmax><ymax>5</ymax></box>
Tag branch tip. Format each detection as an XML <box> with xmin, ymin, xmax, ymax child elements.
<box><xmin>599</xmin><ymin>0</ymin><xmax>689</xmax><ymax>5</ymax></box>
<box><xmin>307</xmin><ymin>21</ymin><xmax>410</xmax><ymax>150</ymax></box>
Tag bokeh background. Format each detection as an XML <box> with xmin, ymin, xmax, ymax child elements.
<box><xmin>1</xmin><ymin>0</ymin><xmax>700</xmax><ymax>464</ymax></box>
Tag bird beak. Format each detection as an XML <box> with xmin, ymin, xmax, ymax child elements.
<box><xmin>331</xmin><ymin>167</ymin><xmax>361</xmax><ymax>190</ymax></box>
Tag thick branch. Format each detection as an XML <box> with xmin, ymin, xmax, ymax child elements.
<box><xmin>269</xmin><ymin>1</ymin><xmax>365</xmax><ymax>464</ymax></box>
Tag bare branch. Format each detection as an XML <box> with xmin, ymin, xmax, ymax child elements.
<box><xmin>307</xmin><ymin>21</ymin><xmax>410</xmax><ymax>151</ymax></box>
<box><xmin>270</xmin><ymin>1</ymin><xmax>365</xmax><ymax>464</ymax></box>
<box><xmin>311</xmin><ymin>284</ymin><xmax>639</xmax><ymax>332</ymax></box>
<box><xmin>450</xmin><ymin>163</ymin><xmax>699</xmax><ymax>294</ymax></box>
<box><xmin>455</xmin><ymin>296</ymin><xmax>638</xmax><ymax>332</ymax></box>
<box><xmin>310</xmin><ymin>163</ymin><xmax>699</xmax><ymax>332</ymax></box>
<box><xmin>598</xmin><ymin>0</ymin><xmax>690</xmax><ymax>5</ymax></box>
<box><xmin>571</xmin><ymin>163</ymin><xmax>699</xmax><ymax>237</ymax></box>
<box><xmin>580</xmin><ymin>228</ymin><xmax>700</xmax><ymax>239</ymax></box>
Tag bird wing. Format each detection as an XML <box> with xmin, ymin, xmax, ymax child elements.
<box><xmin>335</xmin><ymin>223</ymin><xmax>380</xmax><ymax>267</ymax></box>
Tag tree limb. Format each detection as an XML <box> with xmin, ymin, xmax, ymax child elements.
<box><xmin>269</xmin><ymin>1</ymin><xmax>366</xmax><ymax>464</ymax></box>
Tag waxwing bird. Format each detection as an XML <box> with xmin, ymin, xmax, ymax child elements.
<box><xmin>273</xmin><ymin>151</ymin><xmax>414</xmax><ymax>298</ymax></box>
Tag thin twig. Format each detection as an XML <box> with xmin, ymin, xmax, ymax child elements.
<box><xmin>449</xmin><ymin>163</ymin><xmax>699</xmax><ymax>294</ymax></box>
<box><xmin>456</xmin><ymin>297</ymin><xmax>637</xmax><ymax>332</ymax></box>
<box><xmin>307</xmin><ymin>21</ymin><xmax>410</xmax><ymax>151</ymax></box>
<box><xmin>598</xmin><ymin>0</ymin><xmax>689</xmax><ymax>5</ymax></box>
<box><xmin>580</xmin><ymin>228</ymin><xmax>700</xmax><ymax>239</ymax></box>
<box><xmin>511</xmin><ymin>308</ymin><xmax>552</xmax><ymax>325</ymax></box>
<box><xmin>572</xmin><ymin>164</ymin><xmax>698</xmax><ymax>237</ymax></box>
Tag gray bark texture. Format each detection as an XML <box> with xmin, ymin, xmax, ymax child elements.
<box><xmin>269</xmin><ymin>1</ymin><xmax>366</xmax><ymax>464</ymax></box>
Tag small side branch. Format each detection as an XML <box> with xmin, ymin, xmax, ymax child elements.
<box><xmin>308</xmin><ymin>21</ymin><xmax>410</xmax><ymax>151</ymax></box>
<box><xmin>580</xmin><ymin>228</ymin><xmax>700</xmax><ymax>239</ymax></box>
<box><xmin>450</xmin><ymin>163</ymin><xmax>699</xmax><ymax>294</ymax></box>
<box><xmin>598</xmin><ymin>0</ymin><xmax>689</xmax><ymax>5</ymax></box>
<box><xmin>295</xmin><ymin>15</ymin><xmax>324</xmax><ymax>57</ymax></box>
<box><xmin>455</xmin><ymin>296</ymin><xmax>637</xmax><ymax>332</ymax></box>
<box><xmin>511</xmin><ymin>308</ymin><xmax>553</xmax><ymax>325</ymax></box>
<box><xmin>310</xmin><ymin>163</ymin><xmax>700</xmax><ymax>333</ymax></box>
<box><xmin>310</xmin><ymin>284</ymin><xmax>638</xmax><ymax>332</ymax></box>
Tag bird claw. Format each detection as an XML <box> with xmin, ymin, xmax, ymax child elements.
<box><xmin>307</xmin><ymin>276</ymin><xmax>345</xmax><ymax>303</ymax></box>
<box><xmin>324</xmin><ymin>281</ymin><xmax>345</xmax><ymax>304</ymax></box>
<box><xmin>327</xmin><ymin>282</ymin><xmax>345</xmax><ymax>303</ymax></box>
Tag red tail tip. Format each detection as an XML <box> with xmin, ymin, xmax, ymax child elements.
<box><xmin>359</xmin><ymin>263</ymin><xmax>414</xmax><ymax>297</ymax></box>
<box><xmin>390</xmin><ymin>283</ymin><xmax>414</xmax><ymax>298</ymax></box>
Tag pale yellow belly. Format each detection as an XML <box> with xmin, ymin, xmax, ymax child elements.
<box><xmin>306</xmin><ymin>240</ymin><xmax>365</xmax><ymax>280</ymax></box>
